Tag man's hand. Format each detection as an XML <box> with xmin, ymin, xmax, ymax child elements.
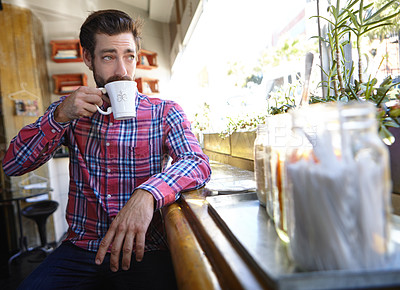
<box><xmin>95</xmin><ymin>189</ymin><xmax>155</xmax><ymax>272</ymax></box>
<box><xmin>54</xmin><ymin>86</ymin><xmax>106</xmax><ymax>123</ymax></box>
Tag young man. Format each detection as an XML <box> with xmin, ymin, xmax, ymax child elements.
<box><xmin>3</xmin><ymin>9</ymin><xmax>211</xmax><ymax>289</ymax></box>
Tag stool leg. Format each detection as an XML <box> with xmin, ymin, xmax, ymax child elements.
<box><xmin>35</xmin><ymin>216</ymin><xmax>48</xmax><ymax>247</ymax></box>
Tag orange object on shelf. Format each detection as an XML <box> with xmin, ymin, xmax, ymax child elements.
<box><xmin>52</xmin><ymin>74</ymin><xmax>87</xmax><ymax>95</ymax></box>
<box><xmin>50</xmin><ymin>40</ymin><xmax>83</xmax><ymax>63</ymax></box>
<box><xmin>136</xmin><ymin>50</ymin><xmax>158</xmax><ymax>70</ymax></box>
<box><xmin>135</xmin><ymin>77</ymin><xmax>159</xmax><ymax>94</ymax></box>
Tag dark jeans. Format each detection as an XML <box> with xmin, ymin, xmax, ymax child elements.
<box><xmin>18</xmin><ymin>241</ymin><xmax>177</xmax><ymax>290</ymax></box>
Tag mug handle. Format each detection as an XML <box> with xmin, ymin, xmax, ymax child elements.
<box><xmin>96</xmin><ymin>88</ymin><xmax>112</xmax><ymax>115</ymax></box>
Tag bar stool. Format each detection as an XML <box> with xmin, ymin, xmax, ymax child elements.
<box><xmin>22</xmin><ymin>200</ymin><xmax>59</xmax><ymax>250</ymax></box>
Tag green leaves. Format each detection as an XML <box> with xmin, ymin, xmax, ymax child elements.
<box><xmin>389</xmin><ymin>108</ymin><xmax>400</xmax><ymax>118</ymax></box>
<box><xmin>314</xmin><ymin>0</ymin><xmax>400</xmax><ymax>145</ymax></box>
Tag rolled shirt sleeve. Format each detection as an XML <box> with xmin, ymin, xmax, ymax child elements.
<box><xmin>136</xmin><ymin>103</ymin><xmax>211</xmax><ymax>210</ymax></box>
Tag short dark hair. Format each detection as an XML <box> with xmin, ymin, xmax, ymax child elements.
<box><xmin>79</xmin><ymin>9</ymin><xmax>143</xmax><ymax>58</ymax></box>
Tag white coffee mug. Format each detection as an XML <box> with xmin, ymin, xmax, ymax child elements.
<box><xmin>96</xmin><ymin>80</ymin><xmax>137</xmax><ymax>120</ymax></box>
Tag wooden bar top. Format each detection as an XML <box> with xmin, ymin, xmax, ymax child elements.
<box><xmin>163</xmin><ymin>189</ymin><xmax>268</xmax><ymax>290</ymax></box>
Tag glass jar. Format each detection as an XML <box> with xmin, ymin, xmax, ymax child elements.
<box><xmin>268</xmin><ymin>113</ymin><xmax>292</xmax><ymax>243</ymax></box>
<box><xmin>254</xmin><ymin>124</ymin><xmax>271</xmax><ymax>213</ymax></box>
<box><xmin>286</xmin><ymin>102</ymin><xmax>392</xmax><ymax>271</ymax></box>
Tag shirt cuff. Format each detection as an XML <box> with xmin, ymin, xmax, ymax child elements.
<box><xmin>137</xmin><ymin>179</ymin><xmax>176</xmax><ymax>210</ymax></box>
<box><xmin>40</xmin><ymin>106</ymin><xmax>69</xmax><ymax>141</ymax></box>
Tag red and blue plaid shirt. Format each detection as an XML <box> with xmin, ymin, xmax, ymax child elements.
<box><xmin>3</xmin><ymin>92</ymin><xmax>211</xmax><ymax>252</ymax></box>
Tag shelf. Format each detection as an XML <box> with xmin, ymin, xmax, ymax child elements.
<box><xmin>135</xmin><ymin>77</ymin><xmax>159</xmax><ymax>94</ymax></box>
<box><xmin>135</xmin><ymin>49</ymin><xmax>159</xmax><ymax>94</ymax></box>
<box><xmin>52</xmin><ymin>73</ymin><xmax>87</xmax><ymax>95</ymax></box>
<box><xmin>136</xmin><ymin>49</ymin><xmax>158</xmax><ymax>70</ymax></box>
<box><xmin>50</xmin><ymin>39</ymin><xmax>83</xmax><ymax>63</ymax></box>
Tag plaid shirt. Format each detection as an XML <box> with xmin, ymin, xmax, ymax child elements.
<box><xmin>3</xmin><ymin>92</ymin><xmax>211</xmax><ymax>252</ymax></box>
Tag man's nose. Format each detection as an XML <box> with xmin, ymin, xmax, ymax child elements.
<box><xmin>115</xmin><ymin>59</ymin><xmax>128</xmax><ymax>76</ymax></box>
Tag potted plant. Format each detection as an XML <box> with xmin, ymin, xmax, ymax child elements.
<box><xmin>312</xmin><ymin>0</ymin><xmax>400</xmax><ymax>142</ymax></box>
<box><xmin>312</xmin><ymin>0</ymin><xmax>400</xmax><ymax>191</ymax></box>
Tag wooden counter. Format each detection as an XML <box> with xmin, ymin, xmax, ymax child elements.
<box><xmin>163</xmin><ymin>189</ymin><xmax>400</xmax><ymax>290</ymax></box>
<box><xmin>163</xmin><ymin>188</ymin><xmax>266</xmax><ymax>290</ymax></box>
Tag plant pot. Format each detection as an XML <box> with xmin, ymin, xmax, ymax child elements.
<box><xmin>203</xmin><ymin>133</ymin><xmax>230</xmax><ymax>155</ymax></box>
<box><xmin>231</xmin><ymin>131</ymin><xmax>256</xmax><ymax>160</ymax></box>
<box><xmin>202</xmin><ymin>132</ymin><xmax>255</xmax><ymax>171</ymax></box>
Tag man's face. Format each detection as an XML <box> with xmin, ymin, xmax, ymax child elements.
<box><xmin>85</xmin><ymin>32</ymin><xmax>137</xmax><ymax>88</ymax></box>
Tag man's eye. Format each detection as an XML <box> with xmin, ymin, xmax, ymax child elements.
<box><xmin>128</xmin><ymin>55</ymin><xmax>136</xmax><ymax>61</ymax></box>
<box><xmin>103</xmin><ymin>55</ymin><xmax>113</xmax><ymax>61</ymax></box>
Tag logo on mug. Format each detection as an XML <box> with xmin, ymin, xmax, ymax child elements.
<box><xmin>117</xmin><ymin>90</ymin><xmax>127</xmax><ymax>102</ymax></box>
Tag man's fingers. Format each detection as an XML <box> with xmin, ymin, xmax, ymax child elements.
<box><xmin>56</xmin><ymin>86</ymin><xmax>104</xmax><ymax>121</ymax></box>
<box><xmin>81</xmin><ymin>91</ymin><xmax>103</xmax><ymax>108</ymax></box>
<box><xmin>134</xmin><ymin>232</ymin><xmax>146</xmax><ymax>262</ymax></box>
<box><xmin>101</xmin><ymin>94</ymin><xmax>110</xmax><ymax>104</ymax></box>
<box><xmin>82</xmin><ymin>102</ymin><xmax>100</xmax><ymax>114</ymax></box>
<box><xmin>109</xmin><ymin>230</ymin><xmax>126</xmax><ymax>272</ymax></box>
<box><xmin>121</xmin><ymin>233</ymin><xmax>135</xmax><ymax>270</ymax></box>
<box><xmin>94</xmin><ymin>190</ymin><xmax>154</xmax><ymax>271</ymax></box>
<box><xmin>95</xmin><ymin>230</ymin><xmax>114</xmax><ymax>265</ymax></box>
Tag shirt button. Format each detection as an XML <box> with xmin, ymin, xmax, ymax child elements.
<box><xmin>51</xmin><ymin>129</ymin><xmax>56</xmax><ymax>133</ymax></box>
<box><xmin>109</xmin><ymin>123</ymin><xmax>113</xmax><ymax>126</ymax></box>
<box><xmin>106</xmin><ymin>142</ymin><xmax>110</xmax><ymax>147</ymax></box>
<box><xmin>107</xmin><ymin>169</ymin><xmax>111</xmax><ymax>173</ymax></box>
<box><xmin>107</xmin><ymin>194</ymin><xmax>111</xmax><ymax>198</ymax></box>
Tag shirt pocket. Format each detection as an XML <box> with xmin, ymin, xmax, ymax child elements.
<box><xmin>129</xmin><ymin>143</ymin><xmax>152</xmax><ymax>186</ymax></box>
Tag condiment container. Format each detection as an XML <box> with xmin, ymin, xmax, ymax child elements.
<box><xmin>254</xmin><ymin>124</ymin><xmax>271</xmax><ymax>212</ymax></box>
<box><xmin>286</xmin><ymin>102</ymin><xmax>392</xmax><ymax>271</ymax></box>
<box><xmin>268</xmin><ymin>113</ymin><xmax>292</xmax><ymax>243</ymax></box>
